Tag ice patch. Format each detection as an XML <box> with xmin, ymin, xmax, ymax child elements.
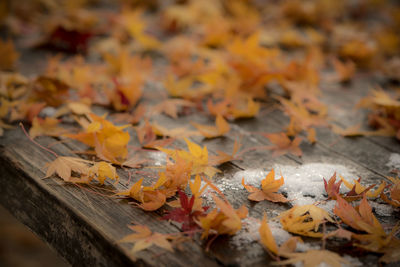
<box><xmin>386</xmin><ymin>153</ymin><xmax>400</xmax><ymax>171</ymax></box>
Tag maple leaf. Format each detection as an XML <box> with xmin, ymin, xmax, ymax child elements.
<box><xmin>118</xmin><ymin>174</ymin><xmax>170</xmax><ymax>211</ymax></box>
<box><xmin>229</xmin><ymin>97</ymin><xmax>261</xmax><ymax>119</ymax></box>
<box><xmin>333</xmin><ymin>194</ymin><xmax>398</xmax><ymax>253</ymax></box>
<box><xmin>151</xmin><ymin>99</ymin><xmax>195</xmax><ymax>119</ymax></box>
<box><xmin>279</xmin><ymin>98</ymin><xmax>327</xmax><ymax>136</ymax></box>
<box><xmin>29</xmin><ymin>117</ymin><xmax>66</xmax><ymax>139</ymax></box>
<box><xmin>120</xmin><ymin>9</ymin><xmax>161</xmax><ymax>50</ymax></box>
<box><xmin>89</xmin><ymin>161</ymin><xmax>118</xmax><ymax>185</ymax></box>
<box><xmin>134</xmin><ymin>120</ymin><xmax>175</xmax><ymax>149</ymax></box>
<box><xmin>162</xmin><ymin>190</ymin><xmax>208</xmax><ymax>232</ymax></box>
<box><xmin>323</xmin><ymin>228</ymin><xmax>353</xmax><ymax>241</ymax></box>
<box><xmin>151</xmin><ymin>122</ymin><xmax>199</xmax><ymax>139</ymax></box>
<box><xmin>122</xmin><ymin>155</ymin><xmax>148</xmax><ymax>169</ymax></box>
<box><xmin>259</xmin><ymin>213</ymin><xmax>304</xmax><ymax>256</ymax></box>
<box><xmin>112</xmin><ymin>104</ymin><xmax>146</xmax><ymax>125</ymax></box>
<box><xmin>32</xmin><ymin>76</ymin><xmax>69</xmax><ymax>107</ymax></box>
<box><xmin>259</xmin><ymin>214</ymin><xmax>279</xmax><ymax>255</ymax></box>
<box><xmin>158</xmin><ymin>138</ymin><xmax>220</xmax><ymax>178</ymax></box>
<box><xmin>35</xmin><ymin>22</ymin><xmax>93</xmax><ymax>54</ymax></box>
<box><xmin>110</xmin><ymin>76</ymin><xmax>143</xmax><ymax>111</ymax></box>
<box><xmin>333</xmin><ymin>194</ymin><xmax>382</xmax><ymax>233</ymax></box>
<box><xmin>332</xmin><ymin>124</ymin><xmax>365</xmax><ymax>137</ymax></box>
<box><xmin>332</xmin><ymin>58</ymin><xmax>356</xmax><ymax>83</ymax></box>
<box><xmin>323</xmin><ymin>172</ymin><xmax>342</xmax><ymax>200</ymax></box>
<box><xmin>209</xmin><ymin>139</ymin><xmax>242</xmax><ymax>166</ymax></box>
<box><xmin>120</xmin><ymin>224</ymin><xmax>173</xmax><ymax>257</ymax></box>
<box><xmin>339</xmin><ymin>175</ymin><xmax>386</xmax><ymax>199</ymax></box>
<box><xmin>164</xmin><ymin>74</ymin><xmax>211</xmax><ymax>100</ymax></box>
<box><xmin>0</xmin><ymin>39</ymin><xmax>19</xmax><ymax>71</ymax></box>
<box><xmin>54</xmin><ymin>101</ymin><xmax>92</xmax><ymax>117</ymax></box>
<box><xmin>191</xmin><ymin>114</ymin><xmax>230</xmax><ymax>139</ymax></box>
<box><xmin>339</xmin><ymin>39</ymin><xmax>376</xmax><ymax>66</ymax></box>
<box><xmin>380</xmin><ymin>176</ymin><xmax>400</xmax><ymax>207</ymax></box>
<box><xmin>279</xmin><ymin>205</ymin><xmax>334</xmax><ymax>237</ymax></box>
<box><xmin>66</xmin><ymin>114</ymin><xmax>130</xmax><ymax>164</ymax></box>
<box><xmin>262</xmin><ymin>132</ymin><xmax>302</xmax><ymax>157</ymax></box>
<box><xmin>273</xmin><ymin>249</ymin><xmax>350</xmax><ymax>267</ymax></box>
<box><xmin>379</xmin><ymin>238</ymin><xmax>400</xmax><ymax>264</ymax></box>
<box><xmin>357</xmin><ymin>89</ymin><xmax>400</xmax><ymax>139</ymax></box>
<box><xmin>45</xmin><ymin>156</ymin><xmax>91</xmax><ymax>183</ymax></box>
<box><xmin>45</xmin><ymin>155</ymin><xmax>120</xmax><ymax>185</ymax></box>
<box><xmin>242</xmin><ymin>169</ymin><xmax>288</xmax><ymax>203</ymax></box>
<box><xmin>162</xmin><ymin>157</ymin><xmax>192</xmax><ymax>190</ymax></box>
<box><xmin>198</xmin><ymin>194</ymin><xmax>248</xmax><ymax>239</ymax></box>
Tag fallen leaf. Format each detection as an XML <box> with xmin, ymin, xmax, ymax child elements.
<box><xmin>29</xmin><ymin>117</ymin><xmax>66</xmax><ymax>139</ymax></box>
<box><xmin>198</xmin><ymin>194</ymin><xmax>247</xmax><ymax>239</ymax></box>
<box><xmin>259</xmin><ymin>213</ymin><xmax>278</xmax><ymax>255</ymax></box>
<box><xmin>158</xmin><ymin>138</ymin><xmax>220</xmax><ymax>178</ymax></box>
<box><xmin>120</xmin><ymin>224</ymin><xmax>173</xmax><ymax>256</ymax></box>
<box><xmin>279</xmin><ymin>204</ymin><xmax>334</xmax><ymax>237</ymax></box>
<box><xmin>263</xmin><ymin>132</ymin><xmax>302</xmax><ymax>157</ymax></box>
<box><xmin>192</xmin><ymin>114</ymin><xmax>230</xmax><ymax>138</ymax></box>
<box><xmin>45</xmin><ymin>156</ymin><xmax>91</xmax><ymax>182</ymax></box>
<box><xmin>273</xmin><ymin>249</ymin><xmax>350</xmax><ymax>267</ymax></box>
<box><xmin>0</xmin><ymin>39</ymin><xmax>19</xmax><ymax>70</ymax></box>
<box><xmin>242</xmin><ymin>169</ymin><xmax>288</xmax><ymax>203</ymax></box>
<box><xmin>323</xmin><ymin>172</ymin><xmax>342</xmax><ymax>200</ymax></box>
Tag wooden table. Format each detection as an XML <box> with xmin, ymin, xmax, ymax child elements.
<box><xmin>0</xmin><ymin>49</ymin><xmax>399</xmax><ymax>267</ymax></box>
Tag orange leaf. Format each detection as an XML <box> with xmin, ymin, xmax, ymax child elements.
<box><xmin>263</xmin><ymin>132</ymin><xmax>302</xmax><ymax>157</ymax></box>
<box><xmin>242</xmin><ymin>169</ymin><xmax>288</xmax><ymax>203</ymax></box>
<box><xmin>120</xmin><ymin>224</ymin><xmax>173</xmax><ymax>257</ymax></box>
<box><xmin>192</xmin><ymin>114</ymin><xmax>230</xmax><ymax>138</ymax></box>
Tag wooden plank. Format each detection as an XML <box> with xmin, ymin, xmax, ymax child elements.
<box><xmin>0</xmin><ymin>129</ymin><xmax>220</xmax><ymax>267</ymax></box>
<box><xmin>0</xmin><ymin>44</ymin><xmax>398</xmax><ymax>267</ymax></box>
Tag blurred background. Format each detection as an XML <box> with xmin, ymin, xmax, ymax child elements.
<box><xmin>0</xmin><ymin>206</ymin><xmax>69</xmax><ymax>267</ymax></box>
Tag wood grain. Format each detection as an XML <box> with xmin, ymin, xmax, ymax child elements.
<box><xmin>0</xmin><ymin>51</ymin><xmax>399</xmax><ymax>267</ymax></box>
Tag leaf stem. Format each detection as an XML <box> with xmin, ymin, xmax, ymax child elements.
<box><xmin>19</xmin><ymin>122</ymin><xmax>59</xmax><ymax>158</ymax></box>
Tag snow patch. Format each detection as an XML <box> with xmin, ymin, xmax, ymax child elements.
<box><xmin>229</xmin><ymin>217</ymin><xmax>260</xmax><ymax>249</ymax></box>
<box><xmin>276</xmin><ymin>163</ymin><xmax>356</xmax><ymax>206</ymax></box>
<box><xmin>226</xmin><ymin>163</ymin><xmax>356</xmax><ymax>207</ymax></box>
<box><xmin>386</xmin><ymin>153</ymin><xmax>400</xmax><ymax>171</ymax></box>
<box><xmin>343</xmin><ymin>255</ymin><xmax>363</xmax><ymax>267</ymax></box>
<box><xmin>369</xmin><ymin>201</ymin><xmax>394</xmax><ymax>217</ymax></box>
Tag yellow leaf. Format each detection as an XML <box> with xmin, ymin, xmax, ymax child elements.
<box><xmin>259</xmin><ymin>214</ymin><xmax>278</xmax><ymax>254</ymax></box>
<box><xmin>192</xmin><ymin>114</ymin><xmax>230</xmax><ymax>138</ymax></box>
<box><xmin>273</xmin><ymin>249</ymin><xmax>350</xmax><ymax>267</ymax></box>
<box><xmin>45</xmin><ymin>156</ymin><xmax>91</xmax><ymax>183</ymax></box>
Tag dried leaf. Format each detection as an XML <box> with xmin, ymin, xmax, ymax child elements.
<box><xmin>242</xmin><ymin>169</ymin><xmax>288</xmax><ymax>203</ymax></box>
<box><xmin>273</xmin><ymin>249</ymin><xmax>350</xmax><ymax>267</ymax></box>
<box><xmin>192</xmin><ymin>114</ymin><xmax>230</xmax><ymax>138</ymax></box>
<box><xmin>120</xmin><ymin>224</ymin><xmax>173</xmax><ymax>256</ymax></box>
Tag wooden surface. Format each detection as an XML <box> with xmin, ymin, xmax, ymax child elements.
<box><xmin>1</xmin><ymin>50</ymin><xmax>400</xmax><ymax>267</ymax></box>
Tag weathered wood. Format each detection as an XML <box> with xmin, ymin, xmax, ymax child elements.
<box><xmin>0</xmin><ymin>130</ymin><xmax>219</xmax><ymax>267</ymax></box>
<box><xmin>0</xmin><ymin>46</ymin><xmax>399</xmax><ymax>267</ymax></box>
